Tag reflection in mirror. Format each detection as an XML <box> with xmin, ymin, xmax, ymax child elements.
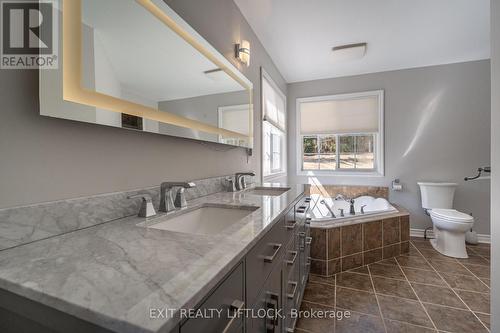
<box><xmin>40</xmin><ymin>0</ymin><xmax>253</xmax><ymax>148</ymax></box>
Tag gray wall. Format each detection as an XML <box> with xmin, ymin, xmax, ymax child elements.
<box><xmin>490</xmin><ymin>0</ymin><xmax>499</xmax><ymax>330</ymax></box>
<box><xmin>0</xmin><ymin>0</ymin><xmax>286</xmax><ymax>209</ymax></box>
<box><xmin>287</xmin><ymin>60</ymin><xmax>491</xmax><ymax>234</ymax></box>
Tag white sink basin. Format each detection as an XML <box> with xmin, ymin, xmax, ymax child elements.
<box><xmin>140</xmin><ymin>206</ymin><xmax>258</xmax><ymax>235</ymax></box>
<box><xmin>245</xmin><ymin>186</ymin><xmax>291</xmax><ymax>196</ymax></box>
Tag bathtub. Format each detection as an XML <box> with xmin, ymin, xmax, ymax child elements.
<box><xmin>309</xmin><ymin>194</ymin><xmax>397</xmax><ymax>223</ymax></box>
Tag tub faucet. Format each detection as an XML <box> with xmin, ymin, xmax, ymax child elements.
<box><xmin>335</xmin><ymin>194</ymin><xmax>355</xmax><ymax>215</ymax></box>
<box><xmin>320</xmin><ymin>199</ymin><xmax>336</xmax><ymax>218</ymax></box>
<box><xmin>159</xmin><ymin>182</ymin><xmax>196</xmax><ymax>212</ymax></box>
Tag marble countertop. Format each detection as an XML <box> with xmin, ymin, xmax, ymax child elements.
<box><xmin>0</xmin><ymin>184</ymin><xmax>305</xmax><ymax>333</ymax></box>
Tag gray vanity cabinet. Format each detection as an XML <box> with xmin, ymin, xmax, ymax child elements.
<box><xmin>180</xmin><ymin>263</ymin><xmax>245</xmax><ymax>333</ymax></box>
<box><xmin>246</xmin><ymin>263</ymin><xmax>283</xmax><ymax>333</ymax></box>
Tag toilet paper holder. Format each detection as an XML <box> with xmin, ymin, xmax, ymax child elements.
<box><xmin>392</xmin><ymin>179</ymin><xmax>403</xmax><ymax>191</ymax></box>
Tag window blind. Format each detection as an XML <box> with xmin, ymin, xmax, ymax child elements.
<box><xmin>300</xmin><ymin>96</ymin><xmax>379</xmax><ymax>135</ymax></box>
<box><xmin>263</xmin><ymin>77</ymin><xmax>286</xmax><ymax>131</ymax></box>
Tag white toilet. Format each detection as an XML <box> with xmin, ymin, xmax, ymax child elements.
<box><xmin>417</xmin><ymin>182</ymin><xmax>474</xmax><ymax>258</ymax></box>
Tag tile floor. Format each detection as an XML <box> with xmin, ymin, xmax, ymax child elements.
<box><xmin>296</xmin><ymin>237</ymin><xmax>490</xmax><ymax>333</ymax></box>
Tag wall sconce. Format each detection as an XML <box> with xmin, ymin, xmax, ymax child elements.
<box><xmin>235</xmin><ymin>40</ymin><xmax>250</xmax><ymax>67</ymax></box>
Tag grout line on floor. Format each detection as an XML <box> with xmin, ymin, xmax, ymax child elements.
<box><xmin>395</xmin><ymin>258</ymin><xmax>439</xmax><ymax>331</ymax></box>
<box><xmin>367</xmin><ymin>264</ymin><xmax>388</xmax><ymax>333</ymax></box>
<box><xmin>410</xmin><ymin>242</ymin><xmax>491</xmax><ymax>332</ymax></box>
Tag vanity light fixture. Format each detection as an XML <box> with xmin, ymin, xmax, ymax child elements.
<box><xmin>235</xmin><ymin>40</ymin><xmax>251</xmax><ymax>66</ymax></box>
<box><xmin>332</xmin><ymin>42</ymin><xmax>367</xmax><ymax>62</ymax></box>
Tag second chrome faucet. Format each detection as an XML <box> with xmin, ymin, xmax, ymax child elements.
<box><xmin>159</xmin><ymin>182</ymin><xmax>196</xmax><ymax>213</ymax></box>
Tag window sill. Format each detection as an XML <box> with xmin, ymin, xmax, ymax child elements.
<box><xmin>297</xmin><ymin>170</ymin><xmax>384</xmax><ymax>177</ymax></box>
<box><xmin>264</xmin><ymin>171</ymin><xmax>287</xmax><ymax>182</ymax></box>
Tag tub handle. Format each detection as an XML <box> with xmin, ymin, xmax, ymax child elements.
<box><xmin>361</xmin><ymin>205</ymin><xmax>367</xmax><ymax>214</ymax></box>
<box><xmin>338</xmin><ymin>208</ymin><xmax>344</xmax><ymax>217</ymax></box>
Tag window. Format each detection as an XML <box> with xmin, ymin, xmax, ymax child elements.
<box><xmin>262</xmin><ymin>69</ymin><xmax>286</xmax><ymax>179</ymax></box>
<box><xmin>297</xmin><ymin>90</ymin><xmax>384</xmax><ymax>176</ymax></box>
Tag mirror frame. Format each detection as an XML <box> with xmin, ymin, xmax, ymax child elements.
<box><xmin>62</xmin><ymin>0</ymin><xmax>253</xmax><ymax>147</ymax></box>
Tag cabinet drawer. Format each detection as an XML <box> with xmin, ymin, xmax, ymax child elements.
<box><xmin>283</xmin><ymin>237</ymin><xmax>298</xmax><ymax>281</ymax></box>
<box><xmin>284</xmin><ymin>205</ymin><xmax>297</xmax><ymax>242</ymax></box>
<box><xmin>181</xmin><ymin>263</ymin><xmax>244</xmax><ymax>333</ymax></box>
<box><xmin>246</xmin><ymin>264</ymin><xmax>282</xmax><ymax>333</ymax></box>
<box><xmin>246</xmin><ymin>217</ymin><xmax>287</xmax><ymax>305</ymax></box>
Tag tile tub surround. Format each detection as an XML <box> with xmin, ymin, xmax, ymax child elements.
<box><xmin>306</xmin><ymin>184</ymin><xmax>389</xmax><ymax>199</ymax></box>
<box><xmin>300</xmin><ymin>239</ymin><xmax>490</xmax><ymax>333</ymax></box>
<box><xmin>0</xmin><ymin>184</ymin><xmax>303</xmax><ymax>333</ymax></box>
<box><xmin>0</xmin><ymin>174</ymin><xmax>255</xmax><ymax>250</ymax></box>
<box><xmin>310</xmin><ymin>212</ymin><xmax>411</xmax><ymax>276</ymax></box>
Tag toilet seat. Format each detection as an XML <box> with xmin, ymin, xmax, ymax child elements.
<box><xmin>430</xmin><ymin>209</ymin><xmax>473</xmax><ymax>223</ymax></box>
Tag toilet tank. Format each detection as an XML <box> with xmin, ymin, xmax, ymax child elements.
<box><xmin>417</xmin><ymin>182</ymin><xmax>457</xmax><ymax>209</ymax></box>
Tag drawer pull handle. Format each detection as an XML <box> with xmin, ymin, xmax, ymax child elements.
<box><xmin>266</xmin><ymin>292</ymin><xmax>279</xmax><ymax>333</ymax></box>
<box><xmin>287</xmin><ymin>281</ymin><xmax>298</xmax><ymax>299</ymax></box>
<box><xmin>305</xmin><ymin>237</ymin><xmax>312</xmax><ymax>245</ymax></box>
<box><xmin>305</xmin><ymin>217</ymin><xmax>312</xmax><ymax>225</ymax></box>
<box><xmin>264</xmin><ymin>243</ymin><xmax>282</xmax><ymax>263</ymax></box>
<box><xmin>286</xmin><ymin>317</ymin><xmax>298</xmax><ymax>333</ymax></box>
<box><xmin>306</xmin><ymin>257</ymin><xmax>311</xmax><ymax>267</ymax></box>
<box><xmin>286</xmin><ymin>220</ymin><xmax>297</xmax><ymax>230</ymax></box>
<box><xmin>296</xmin><ymin>208</ymin><xmax>305</xmax><ymax>213</ymax></box>
<box><xmin>222</xmin><ymin>299</ymin><xmax>245</xmax><ymax>333</ymax></box>
<box><xmin>285</xmin><ymin>251</ymin><xmax>298</xmax><ymax>265</ymax></box>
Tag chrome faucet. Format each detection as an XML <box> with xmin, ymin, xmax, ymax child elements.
<box><xmin>335</xmin><ymin>194</ymin><xmax>355</xmax><ymax>215</ymax></box>
<box><xmin>127</xmin><ymin>193</ymin><xmax>156</xmax><ymax>218</ymax></box>
<box><xmin>320</xmin><ymin>199</ymin><xmax>336</xmax><ymax>218</ymax></box>
<box><xmin>235</xmin><ymin>172</ymin><xmax>255</xmax><ymax>191</ymax></box>
<box><xmin>159</xmin><ymin>182</ymin><xmax>196</xmax><ymax>212</ymax></box>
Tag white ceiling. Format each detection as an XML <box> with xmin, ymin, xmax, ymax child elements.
<box><xmin>234</xmin><ymin>0</ymin><xmax>491</xmax><ymax>83</ymax></box>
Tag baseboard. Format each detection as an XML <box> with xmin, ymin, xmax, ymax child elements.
<box><xmin>410</xmin><ymin>228</ymin><xmax>491</xmax><ymax>244</ymax></box>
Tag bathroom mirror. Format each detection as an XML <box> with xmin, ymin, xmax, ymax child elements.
<box><xmin>40</xmin><ymin>0</ymin><xmax>253</xmax><ymax>148</ymax></box>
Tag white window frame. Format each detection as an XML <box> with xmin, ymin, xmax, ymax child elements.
<box><xmin>261</xmin><ymin>68</ymin><xmax>287</xmax><ymax>181</ymax></box>
<box><xmin>296</xmin><ymin>90</ymin><xmax>384</xmax><ymax>177</ymax></box>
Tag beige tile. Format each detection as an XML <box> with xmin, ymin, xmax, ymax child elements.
<box><xmin>378</xmin><ymin>295</ymin><xmax>433</xmax><ymax>328</ymax></box>
<box><xmin>455</xmin><ymin>290</ymin><xmax>490</xmax><ymax>314</ymax></box>
<box><xmin>401</xmin><ymin>267</ymin><xmax>446</xmax><ymax>286</ymax></box>
<box><xmin>296</xmin><ymin>301</ymin><xmax>335</xmax><ymax>333</ymax></box>
<box><xmin>369</xmin><ymin>263</ymin><xmax>405</xmax><ymax>279</ymax></box>
<box><xmin>335</xmin><ymin>311</ymin><xmax>385</xmax><ymax>333</ymax></box>
<box><xmin>372</xmin><ymin>276</ymin><xmax>417</xmax><ymax>300</ymax></box>
<box><xmin>303</xmin><ymin>282</ymin><xmax>336</xmax><ymax>307</ymax></box>
<box><xmin>424</xmin><ymin>303</ymin><xmax>489</xmax><ymax>332</ymax></box>
<box><xmin>411</xmin><ymin>283</ymin><xmax>467</xmax><ymax>309</ymax></box>
<box><xmin>440</xmin><ymin>273</ymin><xmax>489</xmax><ymax>293</ymax></box>
<box><xmin>480</xmin><ymin>278</ymin><xmax>490</xmax><ymax>287</ymax></box>
<box><xmin>336</xmin><ymin>272</ymin><xmax>373</xmax><ymax>292</ymax></box>
<box><xmin>336</xmin><ymin>287</ymin><xmax>380</xmax><ymax>316</ymax></box>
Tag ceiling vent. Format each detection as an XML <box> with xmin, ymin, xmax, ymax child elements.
<box><xmin>332</xmin><ymin>43</ymin><xmax>367</xmax><ymax>62</ymax></box>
